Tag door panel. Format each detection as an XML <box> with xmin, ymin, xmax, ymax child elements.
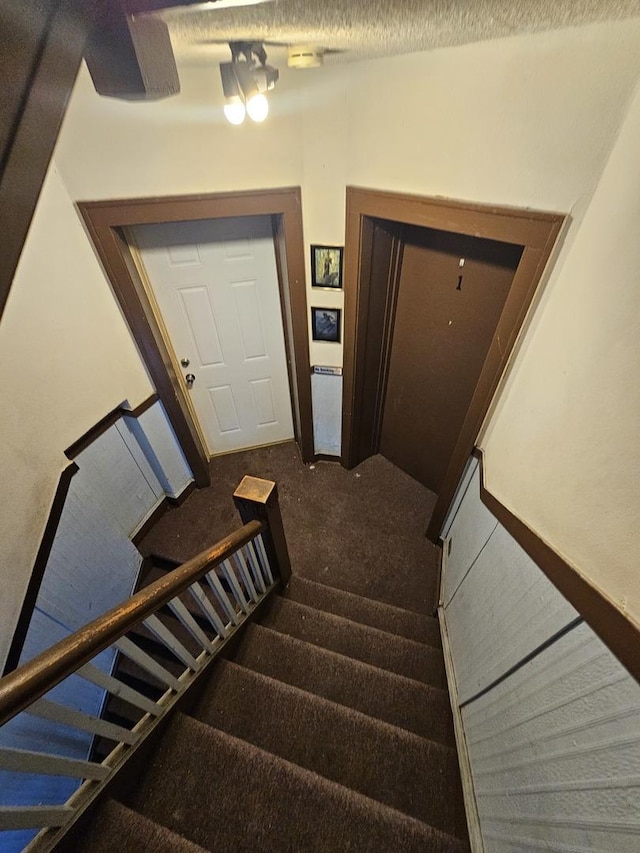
<box><xmin>134</xmin><ymin>216</ymin><xmax>294</xmax><ymax>456</ymax></box>
<box><xmin>234</xmin><ymin>280</ymin><xmax>267</xmax><ymax>359</ymax></box>
<box><xmin>380</xmin><ymin>226</ymin><xmax>522</xmax><ymax>493</ymax></box>
<box><xmin>251</xmin><ymin>378</ymin><xmax>277</xmax><ymax>425</ymax></box>
<box><xmin>180</xmin><ymin>286</ymin><xmax>224</xmax><ymax>365</ymax></box>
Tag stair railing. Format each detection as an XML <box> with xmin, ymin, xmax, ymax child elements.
<box><xmin>0</xmin><ymin>476</ymin><xmax>290</xmax><ymax>850</ymax></box>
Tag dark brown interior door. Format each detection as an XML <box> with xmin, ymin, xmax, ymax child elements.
<box><xmin>350</xmin><ymin>218</ymin><xmax>403</xmax><ymax>465</ymax></box>
<box><xmin>380</xmin><ymin>225</ymin><xmax>522</xmax><ymax>494</ymax></box>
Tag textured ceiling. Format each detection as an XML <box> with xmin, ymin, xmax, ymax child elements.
<box><xmin>163</xmin><ymin>0</ymin><xmax>640</xmax><ymax>64</ymax></box>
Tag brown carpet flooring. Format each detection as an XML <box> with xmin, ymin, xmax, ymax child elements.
<box><xmin>74</xmin><ymin>450</ymin><xmax>469</xmax><ymax>852</ymax></box>
<box><xmin>78</xmin><ymin>574</ymin><xmax>468</xmax><ymax>852</ymax></box>
<box><xmin>139</xmin><ymin>441</ymin><xmax>441</xmax><ymax>614</ymax></box>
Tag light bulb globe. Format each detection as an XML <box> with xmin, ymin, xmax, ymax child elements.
<box><xmin>246</xmin><ymin>93</ymin><xmax>269</xmax><ymax>122</ymax></box>
<box><xmin>224</xmin><ymin>101</ymin><xmax>246</xmax><ymax>125</ymax></box>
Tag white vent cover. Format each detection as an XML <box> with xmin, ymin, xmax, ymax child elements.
<box><xmin>287</xmin><ymin>45</ymin><xmax>324</xmax><ymax>68</ymax></box>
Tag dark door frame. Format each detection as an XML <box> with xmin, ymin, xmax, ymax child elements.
<box><xmin>342</xmin><ymin>186</ymin><xmax>565</xmax><ymax>542</ymax></box>
<box><xmin>79</xmin><ymin>187</ymin><xmax>313</xmax><ymax>488</ymax></box>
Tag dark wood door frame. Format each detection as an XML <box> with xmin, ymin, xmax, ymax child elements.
<box><xmin>79</xmin><ymin>187</ymin><xmax>313</xmax><ymax>488</ymax></box>
<box><xmin>342</xmin><ymin>187</ymin><xmax>565</xmax><ymax>542</ymax></box>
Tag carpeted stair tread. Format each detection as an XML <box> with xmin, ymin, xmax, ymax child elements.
<box><xmin>128</xmin><ymin>712</ymin><xmax>469</xmax><ymax>853</ymax></box>
<box><xmin>138</xmin><ymin>447</ymin><xmax>441</xmax><ymax>614</ymax></box>
<box><xmin>77</xmin><ymin>799</ymin><xmax>208</xmax><ymax>852</ymax></box>
<box><xmin>194</xmin><ymin>659</ymin><xmax>463</xmax><ymax>832</ymax></box>
<box><xmin>285</xmin><ymin>575</ymin><xmax>442</xmax><ymax>646</ymax></box>
<box><xmin>260</xmin><ymin>596</ymin><xmax>445</xmax><ymax>686</ymax></box>
<box><xmin>232</xmin><ymin>623</ymin><xmax>454</xmax><ymax>741</ymax></box>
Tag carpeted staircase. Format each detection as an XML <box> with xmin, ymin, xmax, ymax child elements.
<box><xmin>76</xmin><ymin>575</ymin><xmax>469</xmax><ymax>852</ymax></box>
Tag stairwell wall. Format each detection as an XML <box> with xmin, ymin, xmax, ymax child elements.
<box><xmin>478</xmin><ymin>76</ymin><xmax>640</xmax><ymax>630</ymax></box>
<box><xmin>0</xmin><ymin>60</ymin><xmax>305</xmax><ymax>671</ymax></box>
<box><xmin>342</xmin><ymin>21</ymin><xmax>640</xmax><ymax>630</ymax></box>
<box><xmin>53</xmin><ymin>19</ymin><xmax>640</xmax><ymax>475</ymax></box>
<box><xmin>441</xmin><ymin>458</ymin><xmax>640</xmax><ymax>849</ymax></box>
<box><xmin>0</xmin><ymin>164</ymin><xmax>153</xmax><ymax>671</ymax></box>
<box><xmin>2</xmin><ymin>19</ymin><xmax>640</xmax><ymax>672</ymax></box>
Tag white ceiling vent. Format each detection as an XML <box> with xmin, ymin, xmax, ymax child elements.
<box><xmin>287</xmin><ymin>45</ymin><xmax>324</xmax><ymax>69</ymax></box>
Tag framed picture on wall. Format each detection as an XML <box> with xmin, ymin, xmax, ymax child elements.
<box><xmin>311</xmin><ymin>245</ymin><xmax>343</xmax><ymax>289</ymax></box>
<box><xmin>311</xmin><ymin>307</ymin><xmax>342</xmax><ymax>343</ymax></box>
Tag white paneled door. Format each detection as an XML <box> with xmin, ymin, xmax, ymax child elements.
<box><xmin>134</xmin><ymin>216</ymin><xmax>294</xmax><ymax>456</ymax></box>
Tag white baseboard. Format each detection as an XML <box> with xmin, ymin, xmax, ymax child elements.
<box><xmin>166</xmin><ymin>477</ymin><xmax>195</xmax><ymax>502</ymax></box>
<box><xmin>438</xmin><ymin>605</ymin><xmax>484</xmax><ymax>853</ymax></box>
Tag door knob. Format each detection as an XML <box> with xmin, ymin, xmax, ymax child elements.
<box><xmin>180</xmin><ymin>357</ymin><xmax>190</xmax><ymax>367</ymax></box>
<box><xmin>185</xmin><ymin>373</ymin><xmax>196</xmax><ymax>388</ymax></box>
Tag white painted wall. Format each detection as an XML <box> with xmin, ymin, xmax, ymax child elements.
<box><xmin>447</xmin><ymin>519</ymin><xmax>579</xmax><ymax>703</ymax></box>
<box><xmin>442</xmin><ymin>469</ymin><xmax>580</xmax><ymax>704</ymax></box>
<box><xmin>76</xmin><ymin>424</ymin><xmax>160</xmax><ymax>539</ymax></box>
<box><xmin>345</xmin><ymin>23</ymin><xmax>640</xmax><ymax>213</ymax></box>
<box><xmin>299</xmin><ymin>68</ymin><xmax>348</xmax><ymax>371</ymax></box>
<box><xmin>480</xmin><ymin>76</ymin><xmax>640</xmax><ymax>627</ymax></box>
<box><xmin>0</xmin><ymin>401</ymin><xmax>191</xmax><ymax>672</ymax></box>
<box><xmin>0</xmin><ymin>165</ymin><xmax>153</xmax><ymax>671</ymax></box>
<box><xmin>54</xmin><ymin>62</ymin><xmax>304</xmax><ymax>201</ymax></box>
<box><xmin>343</xmin><ymin>19</ymin><xmax>640</xmax><ymax>627</ymax></box>
<box><xmin>0</xmin><ymin>406</ymin><xmax>191</xmax><ymax>850</ymax></box>
<box><xmin>127</xmin><ymin>402</ymin><xmax>193</xmax><ymax>499</ymax></box>
<box><xmin>441</xmin><ymin>462</ymin><xmax>497</xmax><ymax>607</ymax></box>
<box><xmin>463</xmin><ymin>622</ymin><xmax>640</xmax><ymax>852</ymax></box>
<box><xmin>2</xmin><ymin>17</ymin><xmax>640</xmax><ymax>673</ymax></box>
<box><xmin>311</xmin><ymin>372</ymin><xmax>343</xmax><ymax>456</ymax></box>
<box><xmin>441</xmin><ymin>460</ymin><xmax>640</xmax><ymax>851</ymax></box>
<box><xmin>54</xmin><ymin>19</ymin><xmax>640</xmax><ymax>405</ymax></box>
<box><xmin>54</xmin><ymin>21</ymin><xmax>640</xmax><ymax>441</ymax></box>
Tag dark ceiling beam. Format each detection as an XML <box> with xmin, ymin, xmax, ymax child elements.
<box><xmin>0</xmin><ymin>0</ymin><xmax>181</xmax><ymax>325</ymax></box>
<box><xmin>123</xmin><ymin>0</ymin><xmax>222</xmax><ymax>13</ymax></box>
<box><xmin>0</xmin><ymin>0</ymin><xmax>91</xmax><ymax>321</ymax></box>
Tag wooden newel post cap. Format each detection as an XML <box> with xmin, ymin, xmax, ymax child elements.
<box><xmin>233</xmin><ymin>476</ymin><xmax>291</xmax><ymax>587</ymax></box>
<box><xmin>233</xmin><ymin>476</ymin><xmax>277</xmax><ymax>506</ymax></box>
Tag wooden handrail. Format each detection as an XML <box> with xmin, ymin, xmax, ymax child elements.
<box><xmin>0</xmin><ymin>519</ymin><xmax>265</xmax><ymax>727</ymax></box>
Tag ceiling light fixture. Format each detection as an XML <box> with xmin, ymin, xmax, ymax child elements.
<box><xmin>223</xmin><ymin>98</ymin><xmax>246</xmax><ymax>125</ymax></box>
<box><xmin>246</xmin><ymin>93</ymin><xmax>269</xmax><ymax>122</ymax></box>
<box><xmin>219</xmin><ymin>41</ymin><xmax>279</xmax><ymax>125</ymax></box>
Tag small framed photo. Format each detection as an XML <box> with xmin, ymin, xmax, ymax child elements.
<box><xmin>311</xmin><ymin>245</ymin><xmax>343</xmax><ymax>289</ymax></box>
<box><xmin>311</xmin><ymin>307</ymin><xmax>342</xmax><ymax>343</ymax></box>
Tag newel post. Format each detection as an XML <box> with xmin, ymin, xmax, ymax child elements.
<box><xmin>233</xmin><ymin>476</ymin><xmax>291</xmax><ymax>588</ymax></box>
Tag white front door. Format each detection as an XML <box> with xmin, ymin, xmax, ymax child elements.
<box><xmin>133</xmin><ymin>216</ymin><xmax>294</xmax><ymax>456</ymax></box>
